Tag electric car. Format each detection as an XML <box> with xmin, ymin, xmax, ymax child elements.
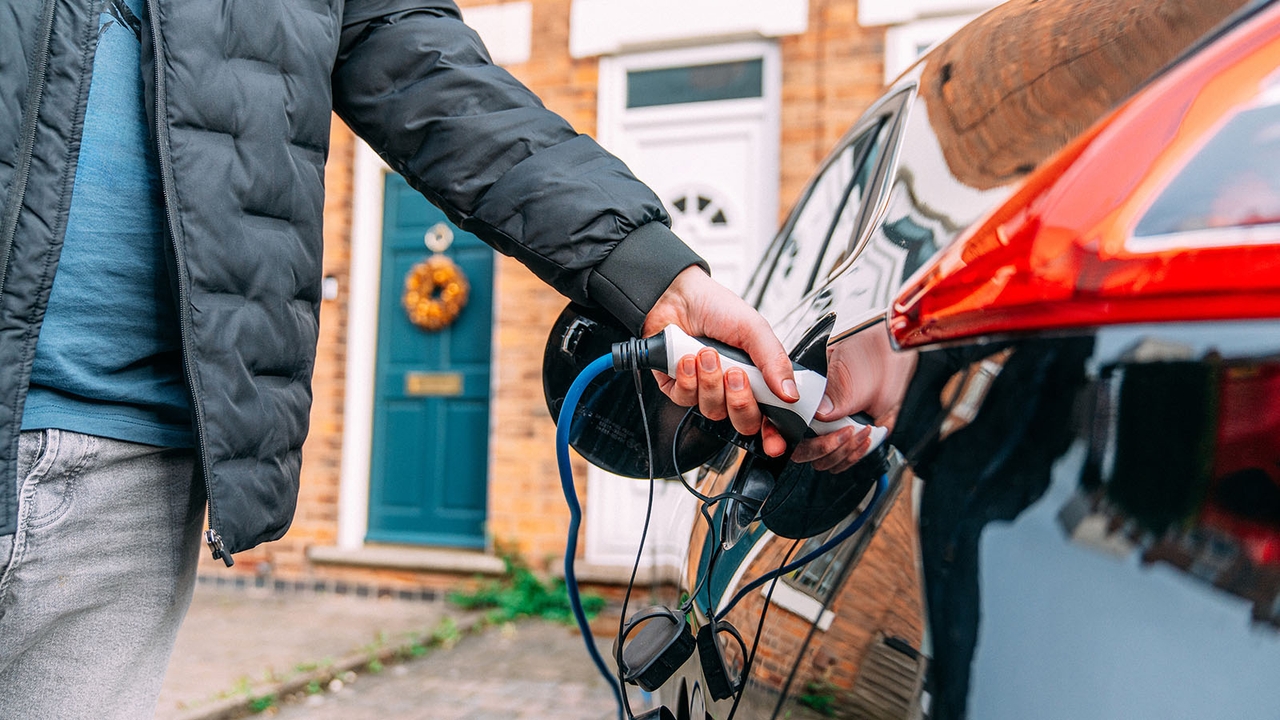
<box><xmin>656</xmin><ymin>1</ymin><xmax>1280</xmax><ymax>718</ymax></box>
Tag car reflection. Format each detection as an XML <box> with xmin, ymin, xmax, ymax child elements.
<box><xmin>908</xmin><ymin>325</ymin><xmax>1280</xmax><ymax>720</ymax></box>
<box><xmin>681</xmin><ymin>447</ymin><xmax>926</xmax><ymax>719</ymax></box>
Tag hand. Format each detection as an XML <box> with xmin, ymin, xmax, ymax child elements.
<box><xmin>643</xmin><ymin>267</ymin><xmax>795</xmax><ymax>457</ymax></box>
<box><xmin>790</xmin><ymin>323</ymin><xmax>917</xmax><ymax>473</ymax></box>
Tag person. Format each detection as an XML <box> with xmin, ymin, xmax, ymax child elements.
<box><xmin>0</xmin><ymin>0</ymin><xmax>799</xmax><ymax>716</ymax></box>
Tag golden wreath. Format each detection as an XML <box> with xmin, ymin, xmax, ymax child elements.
<box><xmin>402</xmin><ymin>254</ymin><xmax>470</xmax><ymax>331</ymax></box>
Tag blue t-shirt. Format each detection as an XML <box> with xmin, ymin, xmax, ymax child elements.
<box><xmin>21</xmin><ymin>0</ymin><xmax>193</xmax><ymax>448</ymax></box>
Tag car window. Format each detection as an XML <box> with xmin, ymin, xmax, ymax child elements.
<box><xmin>754</xmin><ymin>120</ymin><xmax>886</xmax><ymax>325</ymax></box>
<box><xmin>810</xmin><ymin>121</ymin><xmax>893</xmax><ymax>287</ymax></box>
<box><xmin>1134</xmin><ymin>98</ymin><xmax>1280</xmax><ymax>240</ymax></box>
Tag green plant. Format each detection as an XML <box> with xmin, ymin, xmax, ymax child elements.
<box><xmin>431</xmin><ymin>615</ymin><xmax>461</xmax><ymax>649</ymax></box>
<box><xmin>797</xmin><ymin>680</ymin><xmax>838</xmax><ymax>717</ymax></box>
<box><xmin>248</xmin><ymin>694</ymin><xmax>277</xmax><ymax>713</ymax></box>
<box><xmin>447</xmin><ymin>553</ymin><xmax>605</xmax><ymax>624</ymax></box>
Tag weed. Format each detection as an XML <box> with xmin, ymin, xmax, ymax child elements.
<box><xmin>797</xmin><ymin>680</ymin><xmax>838</xmax><ymax>716</ymax></box>
<box><xmin>248</xmin><ymin>694</ymin><xmax>277</xmax><ymax>713</ymax></box>
<box><xmin>447</xmin><ymin>553</ymin><xmax>604</xmax><ymax>624</ymax></box>
<box><xmin>432</xmin><ymin>615</ymin><xmax>461</xmax><ymax>649</ymax></box>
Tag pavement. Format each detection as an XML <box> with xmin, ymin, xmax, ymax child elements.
<box><xmin>156</xmin><ymin>579</ymin><xmax>626</xmax><ymax>720</ymax></box>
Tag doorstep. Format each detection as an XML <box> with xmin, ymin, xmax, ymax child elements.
<box><xmin>554</xmin><ymin>560</ymin><xmax>683</xmax><ymax>586</ymax></box>
<box><xmin>307</xmin><ymin>544</ymin><xmax>507</xmax><ymax>576</ymax></box>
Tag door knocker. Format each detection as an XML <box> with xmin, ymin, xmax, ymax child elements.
<box><xmin>402</xmin><ymin>222</ymin><xmax>470</xmax><ymax>332</ymax></box>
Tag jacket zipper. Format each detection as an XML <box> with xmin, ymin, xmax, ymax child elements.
<box><xmin>0</xmin><ymin>0</ymin><xmax>58</xmax><ymax>299</ymax></box>
<box><xmin>145</xmin><ymin>0</ymin><xmax>231</xmax><ymax>567</ymax></box>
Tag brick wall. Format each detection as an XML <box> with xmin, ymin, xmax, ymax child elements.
<box><xmin>473</xmin><ymin>0</ymin><xmax>602</xmax><ymax>569</ymax></box>
<box><xmin>209</xmin><ymin>0</ymin><xmax>892</xmax><ymax>584</ymax></box>
<box><xmin>779</xmin><ymin>0</ymin><xmax>886</xmax><ymax>216</ymax></box>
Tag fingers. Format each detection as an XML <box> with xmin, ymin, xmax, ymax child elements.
<box><xmin>671</xmin><ymin>351</ymin><xmax>764</xmax><ymax>436</ymax></box>
<box><xmin>666</xmin><ymin>354</ymin><xmax>699</xmax><ymax>407</ymax></box>
<box><xmin>697</xmin><ymin>349</ymin><xmax>727</xmax><ymax>421</ymax></box>
<box><xmin>792</xmin><ymin>425</ymin><xmax>873</xmax><ymax>474</ymax></box>
<box><xmin>725</xmin><ymin>368</ymin><xmax>762</xmax><ymax>437</ymax></box>
<box><xmin>760</xmin><ymin>419</ymin><xmax>787</xmax><ymax>458</ymax></box>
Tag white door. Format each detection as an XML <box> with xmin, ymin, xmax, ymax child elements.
<box><xmin>585</xmin><ymin>42</ymin><xmax>781</xmax><ymax>571</ymax></box>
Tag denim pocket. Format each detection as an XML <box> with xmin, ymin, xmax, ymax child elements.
<box><xmin>21</xmin><ymin>431</ymin><xmax>88</xmax><ymax>532</ymax></box>
<box><xmin>16</xmin><ymin>430</ymin><xmax>48</xmax><ymax>479</ymax></box>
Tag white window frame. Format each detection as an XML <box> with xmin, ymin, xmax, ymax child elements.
<box><xmin>859</xmin><ymin>0</ymin><xmax>1002</xmax><ymax>27</ymax></box>
<box><xmin>570</xmin><ymin>0</ymin><xmax>807</xmax><ymax>59</ymax></box>
<box><xmin>883</xmin><ymin>14</ymin><xmax>980</xmax><ymax>83</ymax></box>
<box><xmin>598</xmin><ymin>40</ymin><xmax>781</xmax><ymax>133</ymax></box>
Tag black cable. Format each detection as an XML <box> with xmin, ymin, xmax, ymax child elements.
<box><xmin>672</xmin><ymin>406</ymin><xmax>718</xmax><ymax>505</ymax></box>
<box><xmin>616</xmin><ymin>363</ymin><xmax>657</xmax><ymax>720</ymax></box>
<box><xmin>715</xmin><ymin>472</ymin><xmax>887</xmax><ymax>621</ymax></box>
<box><xmin>680</xmin><ymin>502</ymin><xmax>722</xmax><ymax>616</ymax></box>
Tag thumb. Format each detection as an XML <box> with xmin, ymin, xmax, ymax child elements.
<box><xmin>737</xmin><ymin>316</ymin><xmax>798</xmax><ymax>404</ymax></box>
<box><xmin>813</xmin><ymin>354</ymin><xmax>872</xmax><ymax>422</ymax></box>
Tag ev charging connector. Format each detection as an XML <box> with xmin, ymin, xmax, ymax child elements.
<box><xmin>696</xmin><ymin>620</ymin><xmax>748</xmax><ymax>700</ymax></box>
<box><xmin>612</xmin><ymin>325</ymin><xmax>887</xmax><ymax>447</ymax></box>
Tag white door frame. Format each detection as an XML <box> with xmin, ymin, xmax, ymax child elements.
<box><xmin>587</xmin><ymin>40</ymin><xmax>782</xmax><ymax>569</ymax></box>
<box><xmin>597</xmin><ymin>40</ymin><xmax>781</xmax><ymax>251</ymax></box>
<box><xmin>336</xmin><ymin>141</ymin><xmax>386</xmax><ymax>550</ymax></box>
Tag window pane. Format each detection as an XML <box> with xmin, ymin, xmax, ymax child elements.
<box><xmin>1134</xmin><ymin>101</ymin><xmax>1280</xmax><ymax>240</ymax></box>
<box><xmin>755</xmin><ymin>121</ymin><xmax>886</xmax><ymax>325</ymax></box>
<box><xmin>812</xmin><ymin>121</ymin><xmax>892</xmax><ymax>285</ymax></box>
<box><xmin>627</xmin><ymin>59</ymin><xmax>764</xmax><ymax>109</ymax></box>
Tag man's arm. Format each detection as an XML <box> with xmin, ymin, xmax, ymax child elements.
<box><xmin>333</xmin><ymin>0</ymin><xmax>795</xmax><ymax>447</ymax></box>
<box><xmin>333</xmin><ymin>0</ymin><xmax>698</xmax><ymax>329</ymax></box>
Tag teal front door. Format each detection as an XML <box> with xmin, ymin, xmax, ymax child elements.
<box><xmin>367</xmin><ymin>174</ymin><xmax>493</xmax><ymax>548</ymax></box>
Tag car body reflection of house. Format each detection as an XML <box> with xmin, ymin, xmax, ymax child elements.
<box><xmin>657</xmin><ymin>1</ymin><xmax>1279</xmax><ymax>717</ymax></box>
<box><xmin>679</xmin><ymin>452</ymin><xmax>926</xmax><ymax>719</ymax></box>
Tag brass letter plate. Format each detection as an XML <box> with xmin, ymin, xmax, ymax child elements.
<box><xmin>404</xmin><ymin>372</ymin><xmax>464</xmax><ymax>397</ymax></box>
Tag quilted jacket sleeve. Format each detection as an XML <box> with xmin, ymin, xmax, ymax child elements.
<box><xmin>333</xmin><ymin>0</ymin><xmax>707</xmax><ymax>332</ymax></box>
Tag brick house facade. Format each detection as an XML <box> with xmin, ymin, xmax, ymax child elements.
<box><xmin>207</xmin><ymin>2</ymin><xmax>1001</xmax><ymax>648</ymax></box>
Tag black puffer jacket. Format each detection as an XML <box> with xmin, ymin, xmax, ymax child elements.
<box><xmin>0</xmin><ymin>0</ymin><xmax>704</xmax><ymax>560</ymax></box>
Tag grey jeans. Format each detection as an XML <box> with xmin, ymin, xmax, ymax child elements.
<box><xmin>0</xmin><ymin>429</ymin><xmax>203</xmax><ymax>719</ymax></box>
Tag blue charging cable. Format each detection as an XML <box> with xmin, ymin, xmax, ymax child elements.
<box><xmin>555</xmin><ymin>354</ymin><xmax>627</xmax><ymax>720</ymax></box>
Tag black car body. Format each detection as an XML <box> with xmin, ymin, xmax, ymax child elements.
<box><xmin>656</xmin><ymin>1</ymin><xmax>1280</xmax><ymax>718</ymax></box>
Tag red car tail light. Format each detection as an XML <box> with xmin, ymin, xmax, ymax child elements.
<box><xmin>891</xmin><ymin>8</ymin><xmax>1280</xmax><ymax>349</ymax></box>
<box><xmin>1085</xmin><ymin>356</ymin><xmax>1280</xmax><ymax>569</ymax></box>
<box><xmin>1203</xmin><ymin>361</ymin><xmax>1280</xmax><ymax>567</ymax></box>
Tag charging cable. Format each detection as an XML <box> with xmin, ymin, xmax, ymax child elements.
<box><xmin>556</xmin><ymin>353</ymin><xmax>627</xmax><ymax>720</ymax></box>
<box><xmin>556</xmin><ymin>340</ymin><xmax>892</xmax><ymax>719</ymax></box>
